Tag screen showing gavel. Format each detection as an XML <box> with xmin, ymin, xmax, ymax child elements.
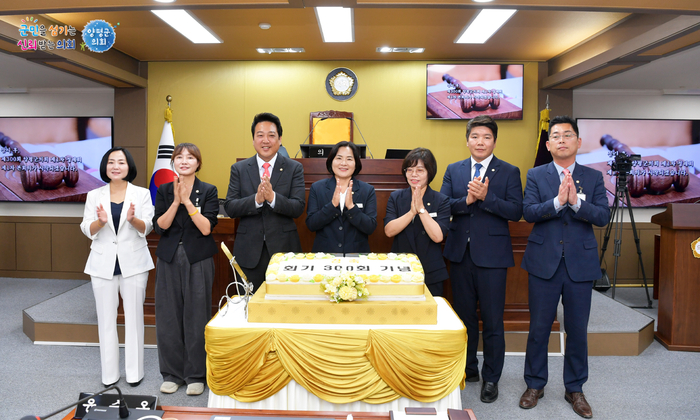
<box><xmin>601</xmin><ymin>134</ymin><xmax>690</xmax><ymax>197</ymax></box>
<box><xmin>0</xmin><ymin>132</ymin><xmax>80</xmax><ymax>193</ymax></box>
<box><xmin>442</xmin><ymin>74</ymin><xmax>502</xmax><ymax>113</ymax></box>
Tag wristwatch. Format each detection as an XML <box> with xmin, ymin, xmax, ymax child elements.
<box><xmin>419</xmin><ymin>208</ymin><xmax>426</xmax><ymax>214</ymax></box>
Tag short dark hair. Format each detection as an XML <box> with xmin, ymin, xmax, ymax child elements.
<box><xmin>171</xmin><ymin>143</ymin><xmax>203</xmax><ymax>172</ymax></box>
<box><xmin>251</xmin><ymin>112</ymin><xmax>283</xmax><ymax>138</ymax></box>
<box><xmin>549</xmin><ymin>115</ymin><xmax>579</xmax><ymax>137</ymax></box>
<box><xmin>326</xmin><ymin>141</ymin><xmax>362</xmax><ymax>177</ymax></box>
<box><xmin>402</xmin><ymin>147</ymin><xmax>438</xmax><ymax>184</ymax></box>
<box><xmin>99</xmin><ymin>147</ymin><xmax>137</xmax><ymax>183</ymax></box>
<box><xmin>467</xmin><ymin>115</ymin><xmax>498</xmax><ymax>139</ymax></box>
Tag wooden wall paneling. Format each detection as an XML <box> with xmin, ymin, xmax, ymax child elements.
<box><xmin>51</xmin><ymin>222</ymin><xmax>90</xmax><ymax>273</ymax></box>
<box><xmin>0</xmin><ymin>222</ymin><xmax>16</xmax><ymax>270</ymax></box>
<box><xmin>16</xmin><ymin>222</ymin><xmax>51</xmax><ymax>271</ymax></box>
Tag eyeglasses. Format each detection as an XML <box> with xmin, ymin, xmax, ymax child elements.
<box><xmin>550</xmin><ymin>131</ymin><xmax>577</xmax><ymax>141</ymax></box>
<box><xmin>405</xmin><ymin>167</ymin><xmax>427</xmax><ymax>176</ymax></box>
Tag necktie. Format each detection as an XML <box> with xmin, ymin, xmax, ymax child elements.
<box><xmin>474</xmin><ymin>163</ymin><xmax>482</xmax><ymax>180</ymax></box>
<box><xmin>561</xmin><ymin>168</ymin><xmax>570</xmax><ymax>182</ymax></box>
<box><xmin>262</xmin><ymin>162</ymin><xmax>271</xmax><ymax>179</ymax></box>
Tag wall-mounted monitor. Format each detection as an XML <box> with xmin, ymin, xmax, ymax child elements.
<box><xmin>576</xmin><ymin>118</ymin><xmax>700</xmax><ymax>208</ymax></box>
<box><xmin>426</xmin><ymin>63</ymin><xmax>523</xmax><ymax>120</ymax></box>
<box><xmin>0</xmin><ymin>117</ymin><xmax>113</xmax><ymax>202</ymax></box>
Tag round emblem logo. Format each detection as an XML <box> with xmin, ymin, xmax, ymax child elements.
<box><xmin>82</xmin><ymin>20</ymin><xmax>116</xmax><ymax>53</ymax></box>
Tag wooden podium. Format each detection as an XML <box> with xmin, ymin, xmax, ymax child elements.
<box><xmin>651</xmin><ymin>203</ymin><xmax>700</xmax><ymax>352</ymax></box>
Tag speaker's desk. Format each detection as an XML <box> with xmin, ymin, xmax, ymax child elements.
<box><xmin>205</xmin><ymin>297</ymin><xmax>466</xmax><ymax>411</ymax></box>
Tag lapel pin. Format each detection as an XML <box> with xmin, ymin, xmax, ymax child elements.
<box><xmin>575</xmin><ymin>180</ymin><xmax>580</xmax><ymax>184</ymax></box>
<box><xmin>427</xmin><ymin>203</ymin><xmax>431</xmax><ymax>206</ymax></box>
<box><xmin>196</xmin><ymin>190</ymin><xmax>200</xmax><ymax>194</ymax></box>
<box><xmin>280</xmin><ymin>168</ymin><xmax>283</xmax><ymax>171</ymax></box>
<box><xmin>491</xmin><ymin>168</ymin><xmax>495</xmax><ymax>171</ymax></box>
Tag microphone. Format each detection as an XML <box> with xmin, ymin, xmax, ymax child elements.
<box><xmin>345</xmin><ymin>117</ymin><xmax>374</xmax><ymax>159</ymax></box>
<box><xmin>21</xmin><ymin>385</ymin><xmax>129</xmax><ymax>420</ymax></box>
<box><xmin>295</xmin><ymin>117</ymin><xmax>328</xmax><ymax>158</ymax></box>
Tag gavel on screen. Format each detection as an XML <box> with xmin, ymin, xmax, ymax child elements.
<box><xmin>600</xmin><ymin>134</ymin><xmax>689</xmax><ymax>197</ymax></box>
<box><xmin>442</xmin><ymin>74</ymin><xmax>501</xmax><ymax>113</ymax></box>
<box><xmin>0</xmin><ymin>132</ymin><xmax>79</xmax><ymax>192</ymax></box>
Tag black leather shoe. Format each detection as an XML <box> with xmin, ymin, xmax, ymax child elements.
<box><xmin>465</xmin><ymin>372</ymin><xmax>479</xmax><ymax>383</ymax></box>
<box><xmin>103</xmin><ymin>379</ymin><xmax>119</xmax><ymax>388</ymax></box>
<box><xmin>480</xmin><ymin>381</ymin><xmax>498</xmax><ymax>403</ymax></box>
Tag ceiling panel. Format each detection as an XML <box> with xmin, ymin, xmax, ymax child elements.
<box><xmin>47</xmin><ymin>8</ymin><xmax>628</xmax><ymax>61</ymax></box>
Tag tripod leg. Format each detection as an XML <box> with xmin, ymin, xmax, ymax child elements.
<box><xmin>610</xmin><ymin>190</ymin><xmax>625</xmax><ymax>300</ymax></box>
<box><xmin>600</xmin><ymin>195</ymin><xmax>618</xmax><ymax>266</ymax></box>
<box><xmin>624</xmin><ymin>187</ymin><xmax>653</xmax><ymax>308</ymax></box>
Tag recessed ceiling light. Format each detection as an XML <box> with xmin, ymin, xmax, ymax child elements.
<box><xmin>154</xmin><ymin>0</ymin><xmax>176</xmax><ymax>3</ymax></box>
<box><xmin>315</xmin><ymin>7</ymin><xmax>354</xmax><ymax>43</ymax></box>
<box><xmin>259</xmin><ymin>23</ymin><xmax>271</xmax><ymax>30</ymax></box>
<box><xmin>455</xmin><ymin>9</ymin><xmax>516</xmax><ymax>44</ymax></box>
<box><xmin>472</xmin><ymin>0</ymin><xmax>494</xmax><ymax>3</ymax></box>
<box><xmin>376</xmin><ymin>47</ymin><xmax>424</xmax><ymax>53</ymax></box>
<box><xmin>152</xmin><ymin>9</ymin><xmax>222</xmax><ymax>43</ymax></box>
<box><xmin>257</xmin><ymin>48</ymin><xmax>305</xmax><ymax>54</ymax></box>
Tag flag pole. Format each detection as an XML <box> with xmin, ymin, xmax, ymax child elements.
<box><xmin>149</xmin><ymin>95</ymin><xmax>178</xmax><ymax>204</ymax></box>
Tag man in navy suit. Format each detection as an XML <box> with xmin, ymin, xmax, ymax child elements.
<box><xmin>224</xmin><ymin>113</ymin><xmax>305</xmax><ymax>291</ymax></box>
<box><xmin>440</xmin><ymin>115</ymin><xmax>523</xmax><ymax>403</ymax></box>
<box><xmin>519</xmin><ymin>116</ymin><xmax>609</xmax><ymax>419</ymax></box>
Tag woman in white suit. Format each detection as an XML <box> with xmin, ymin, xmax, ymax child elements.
<box><xmin>80</xmin><ymin>147</ymin><xmax>155</xmax><ymax>387</ymax></box>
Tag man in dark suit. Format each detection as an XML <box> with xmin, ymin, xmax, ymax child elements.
<box><xmin>224</xmin><ymin>113</ymin><xmax>305</xmax><ymax>291</ymax></box>
<box><xmin>519</xmin><ymin>115</ymin><xmax>609</xmax><ymax>419</ymax></box>
<box><xmin>440</xmin><ymin>115</ymin><xmax>523</xmax><ymax>404</ymax></box>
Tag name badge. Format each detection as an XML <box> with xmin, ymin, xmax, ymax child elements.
<box><xmin>357</xmin><ymin>203</ymin><xmax>363</xmax><ymax>208</ymax></box>
<box><xmin>429</xmin><ymin>212</ymin><xmax>438</xmax><ymax>218</ymax></box>
<box><xmin>577</xmin><ymin>193</ymin><xmax>586</xmax><ymax>201</ymax></box>
<box><xmin>196</xmin><ymin>206</ymin><xmax>201</xmax><ymax>212</ymax></box>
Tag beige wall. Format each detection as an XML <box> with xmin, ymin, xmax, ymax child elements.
<box><xmin>147</xmin><ymin>61</ymin><xmax>540</xmax><ymax>195</ymax></box>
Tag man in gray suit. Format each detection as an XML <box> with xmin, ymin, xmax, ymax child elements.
<box><xmin>225</xmin><ymin>113</ymin><xmax>305</xmax><ymax>291</ymax></box>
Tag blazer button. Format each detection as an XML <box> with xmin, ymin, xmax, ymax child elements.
<box><xmin>338</xmin><ymin>243</ymin><xmax>342</xmax><ymax>248</ymax></box>
<box><xmin>560</xmin><ymin>240</ymin><xmax>563</xmax><ymax>244</ymax></box>
<box><xmin>564</xmin><ymin>222</ymin><xmax>568</xmax><ymax>226</ymax></box>
<box><xmin>470</xmin><ymin>214</ymin><xmax>474</xmax><ymax>217</ymax></box>
<box><xmin>466</xmin><ymin>230</ymin><xmax>470</xmax><ymax>234</ymax></box>
<box><xmin>339</xmin><ymin>226</ymin><xmax>343</xmax><ymax>231</ymax></box>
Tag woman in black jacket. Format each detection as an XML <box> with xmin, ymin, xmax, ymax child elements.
<box><xmin>152</xmin><ymin>143</ymin><xmax>218</xmax><ymax>396</ymax></box>
<box><xmin>384</xmin><ymin>147</ymin><xmax>450</xmax><ymax>296</ymax></box>
<box><xmin>306</xmin><ymin>141</ymin><xmax>377</xmax><ymax>254</ymax></box>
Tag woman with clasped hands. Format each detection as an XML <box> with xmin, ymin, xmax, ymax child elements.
<box><xmin>152</xmin><ymin>143</ymin><xmax>218</xmax><ymax>397</ymax></box>
<box><xmin>384</xmin><ymin>148</ymin><xmax>450</xmax><ymax>297</ymax></box>
<box><xmin>306</xmin><ymin>141</ymin><xmax>377</xmax><ymax>254</ymax></box>
<box><xmin>80</xmin><ymin>147</ymin><xmax>154</xmax><ymax>388</ymax></box>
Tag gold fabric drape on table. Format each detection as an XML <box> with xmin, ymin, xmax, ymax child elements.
<box><xmin>206</xmin><ymin>324</ymin><xmax>466</xmax><ymax>404</ymax></box>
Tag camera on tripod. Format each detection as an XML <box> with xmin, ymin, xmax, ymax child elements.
<box><xmin>610</xmin><ymin>151</ymin><xmax>641</xmax><ymax>177</ymax></box>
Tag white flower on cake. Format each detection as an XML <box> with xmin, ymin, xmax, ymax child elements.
<box><xmin>301</xmin><ymin>273</ymin><xmax>314</xmax><ymax>283</ymax></box>
<box><xmin>266</xmin><ymin>273</ymin><xmax>277</xmax><ymax>282</ymax></box>
<box><xmin>320</xmin><ymin>270</ymin><xmax>370</xmax><ymax>303</ymax></box>
<box><xmin>266</xmin><ymin>263</ymin><xmax>279</xmax><ymax>275</ymax></box>
<box><xmin>387</xmin><ymin>253</ymin><xmax>397</xmax><ymax>260</ymax></box>
<box><xmin>284</xmin><ymin>252</ymin><xmax>296</xmax><ymax>260</ymax></box>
